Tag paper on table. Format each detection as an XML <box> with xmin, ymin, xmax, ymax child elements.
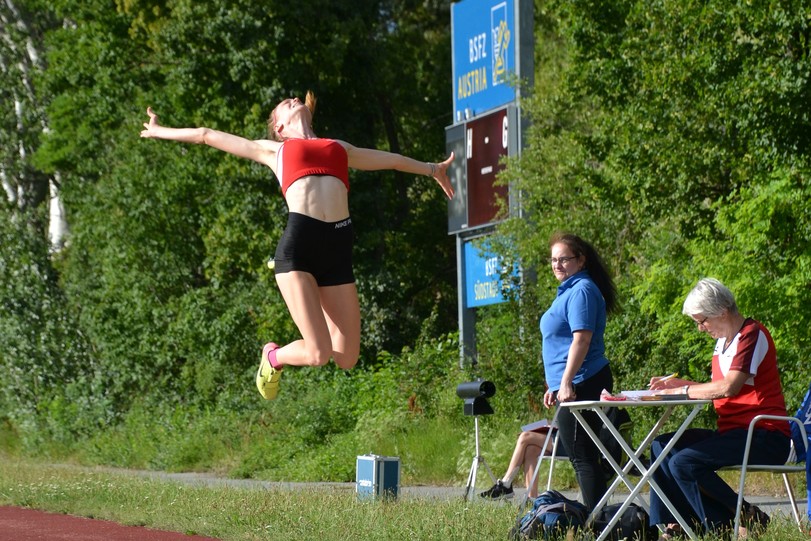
<box><xmin>621</xmin><ymin>390</ymin><xmax>690</xmax><ymax>401</ymax></box>
<box><xmin>521</xmin><ymin>419</ymin><xmax>553</xmax><ymax>432</ymax></box>
<box><xmin>620</xmin><ymin>390</ymin><xmax>656</xmax><ymax>400</ymax></box>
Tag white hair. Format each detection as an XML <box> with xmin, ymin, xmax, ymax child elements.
<box><xmin>682</xmin><ymin>278</ymin><xmax>739</xmax><ymax>318</ymax></box>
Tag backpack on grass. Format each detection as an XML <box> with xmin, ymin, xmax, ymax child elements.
<box><xmin>591</xmin><ymin>503</ymin><xmax>658</xmax><ymax>540</ymax></box>
<box><xmin>508</xmin><ymin>490</ymin><xmax>588</xmax><ymax>540</ymax></box>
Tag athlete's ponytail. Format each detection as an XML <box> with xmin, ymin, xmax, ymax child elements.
<box><xmin>305</xmin><ymin>90</ymin><xmax>317</xmax><ymax>117</ymax></box>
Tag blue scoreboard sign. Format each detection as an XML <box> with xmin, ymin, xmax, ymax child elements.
<box><xmin>451</xmin><ymin>0</ymin><xmax>517</xmax><ymax>122</ymax></box>
<box><xmin>463</xmin><ymin>239</ymin><xmax>518</xmax><ymax>308</ymax></box>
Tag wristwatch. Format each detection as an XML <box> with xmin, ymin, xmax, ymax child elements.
<box><xmin>683</xmin><ymin>385</ymin><xmax>690</xmax><ymax>397</ymax></box>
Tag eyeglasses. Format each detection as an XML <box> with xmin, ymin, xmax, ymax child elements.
<box><xmin>697</xmin><ymin>316</ymin><xmax>709</xmax><ymax>328</ymax></box>
<box><xmin>548</xmin><ymin>256</ymin><xmax>578</xmax><ymax>265</ymax></box>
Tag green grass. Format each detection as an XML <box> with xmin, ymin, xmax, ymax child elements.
<box><xmin>0</xmin><ymin>456</ymin><xmax>515</xmax><ymax>540</ymax></box>
<box><xmin>0</xmin><ymin>455</ymin><xmax>808</xmax><ymax>541</ymax></box>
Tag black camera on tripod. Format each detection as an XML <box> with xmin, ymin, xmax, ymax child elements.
<box><xmin>456</xmin><ymin>379</ymin><xmax>496</xmax><ymax>416</ymax></box>
<box><xmin>457</xmin><ymin>378</ymin><xmax>497</xmax><ymax>500</ymax></box>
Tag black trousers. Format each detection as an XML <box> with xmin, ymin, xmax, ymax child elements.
<box><xmin>553</xmin><ymin>364</ymin><xmax>614</xmax><ymax>511</ymax></box>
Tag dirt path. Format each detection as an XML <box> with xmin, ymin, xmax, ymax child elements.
<box><xmin>0</xmin><ymin>506</ymin><xmax>219</xmax><ymax>541</ymax></box>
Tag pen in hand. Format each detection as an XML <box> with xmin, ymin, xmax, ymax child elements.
<box><xmin>649</xmin><ymin>373</ymin><xmax>678</xmax><ymax>389</ymax></box>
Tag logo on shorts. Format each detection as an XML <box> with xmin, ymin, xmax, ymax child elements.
<box><xmin>335</xmin><ymin>218</ymin><xmax>352</xmax><ymax>229</ymax></box>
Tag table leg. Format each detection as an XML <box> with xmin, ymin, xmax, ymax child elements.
<box><xmin>568</xmin><ymin>404</ymin><xmax>706</xmax><ymax>541</ymax></box>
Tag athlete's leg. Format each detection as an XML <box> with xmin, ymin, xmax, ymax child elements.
<box><xmin>318</xmin><ymin>282</ymin><xmax>361</xmax><ymax>369</ymax></box>
<box><xmin>273</xmin><ymin>270</ymin><xmax>334</xmax><ymax>367</ymax></box>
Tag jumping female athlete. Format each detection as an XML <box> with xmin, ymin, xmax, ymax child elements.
<box><xmin>140</xmin><ymin>92</ymin><xmax>455</xmax><ymax>399</ymax></box>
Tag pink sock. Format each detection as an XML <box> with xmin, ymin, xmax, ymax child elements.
<box><xmin>268</xmin><ymin>346</ymin><xmax>282</xmax><ymax>370</ymax></box>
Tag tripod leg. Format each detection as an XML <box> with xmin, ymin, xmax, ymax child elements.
<box><xmin>464</xmin><ymin>456</ymin><xmax>479</xmax><ymax>501</ymax></box>
<box><xmin>479</xmin><ymin>457</ymin><xmax>497</xmax><ymax>484</ymax></box>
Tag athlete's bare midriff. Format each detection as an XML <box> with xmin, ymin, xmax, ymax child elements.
<box><xmin>284</xmin><ymin>175</ymin><xmax>350</xmax><ymax>222</ymax></box>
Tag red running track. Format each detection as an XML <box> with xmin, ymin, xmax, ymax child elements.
<box><xmin>0</xmin><ymin>506</ymin><xmax>219</xmax><ymax>541</ymax></box>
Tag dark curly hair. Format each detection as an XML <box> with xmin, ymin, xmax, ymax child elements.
<box><xmin>549</xmin><ymin>232</ymin><xmax>618</xmax><ymax>314</ymax></box>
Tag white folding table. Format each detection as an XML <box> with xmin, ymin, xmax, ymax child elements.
<box><xmin>561</xmin><ymin>398</ymin><xmax>711</xmax><ymax>541</ymax></box>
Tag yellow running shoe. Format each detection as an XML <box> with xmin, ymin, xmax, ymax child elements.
<box><xmin>256</xmin><ymin>342</ymin><xmax>282</xmax><ymax>400</ymax></box>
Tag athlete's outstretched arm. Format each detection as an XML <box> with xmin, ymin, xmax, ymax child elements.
<box><xmin>344</xmin><ymin>144</ymin><xmax>455</xmax><ymax>199</ymax></box>
<box><xmin>140</xmin><ymin>107</ymin><xmax>278</xmax><ymax>167</ymax></box>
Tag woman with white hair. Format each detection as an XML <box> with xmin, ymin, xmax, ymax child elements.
<box><xmin>648</xmin><ymin>278</ymin><xmax>790</xmax><ymax>539</ymax></box>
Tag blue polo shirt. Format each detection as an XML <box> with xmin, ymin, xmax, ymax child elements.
<box><xmin>540</xmin><ymin>270</ymin><xmax>609</xmax><ymax>391</ymax></box>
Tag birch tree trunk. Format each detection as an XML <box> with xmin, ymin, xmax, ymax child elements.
<box><xmin>0</xmin><ymin>0</ymin><xmax>66</xmax><ymax>249</ymax></box>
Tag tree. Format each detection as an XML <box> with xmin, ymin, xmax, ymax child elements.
<box><xmin>482</xmin><ymin>0</ymin><xmax>811</xmax><ymax>420</ymax></box>
<box><xmin>0</xmin><ymin>0</ymin><xmax>67</xmax><ymax>246</ymax></box>
<box><xmin>0</xmin><ymin>0</ymin><xmax>459</xmax><ymax>437</ymax></box>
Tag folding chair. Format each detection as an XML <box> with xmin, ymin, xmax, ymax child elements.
<box><xmin>520</xmin><ymin>407</ymin><xmax>571</xmax><ymax>506</ymax></box>
<box><xmin>719</xmin><ymin>414</ymin><xmax>809</xmax><ymax>540</ymax></box>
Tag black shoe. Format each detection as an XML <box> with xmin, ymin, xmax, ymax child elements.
<box><xmin>479</xmin><ymin>480</ymin><xmax>514</xmax><ymax>500</ymax></box>
<box><xmin>741</xmin><ymin>503</ymin><xmax>770</xmax><ymax>530</ymax></box>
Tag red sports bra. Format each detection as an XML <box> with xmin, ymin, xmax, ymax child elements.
<box><xmin>277</xmin><ymin>138</ymin><xmax>349</xmax><ymax>197</ymax></box>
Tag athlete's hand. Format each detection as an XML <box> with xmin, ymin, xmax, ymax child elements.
<box><xmin>140</xmin><ymin>107</ymin><xmax>162</xmax><ymax>138</ymax></box>
<box><xmin>432</xmin><ymin>152</ymin><xmax>455</xmax><ymax>199</ymax></box>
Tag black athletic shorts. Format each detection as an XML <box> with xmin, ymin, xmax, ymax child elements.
<box><xmin>273</xmin><ymin>212</ymin><xmax>355</xmax><ymax>286</ymax></box>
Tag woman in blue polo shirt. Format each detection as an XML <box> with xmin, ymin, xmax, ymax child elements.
<box><xmin>541</xmin><ymin>232</ymin><xmax>618</xmax><ymax>511</ymax></box>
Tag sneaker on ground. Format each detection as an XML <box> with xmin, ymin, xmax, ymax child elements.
<box><xmin>256</xmin><ymin>342</ymin><xmax>282</xmax><ymax>400</ymax></box>
<box><xmin>479</xmin><ymin>480</ymin><xmax>514</xmax><ymax>500</ymax></box>
<box><xmin>742</xmin><ymin>503</ymin><xmax>770</xmax><ymax>529</ymax></box>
